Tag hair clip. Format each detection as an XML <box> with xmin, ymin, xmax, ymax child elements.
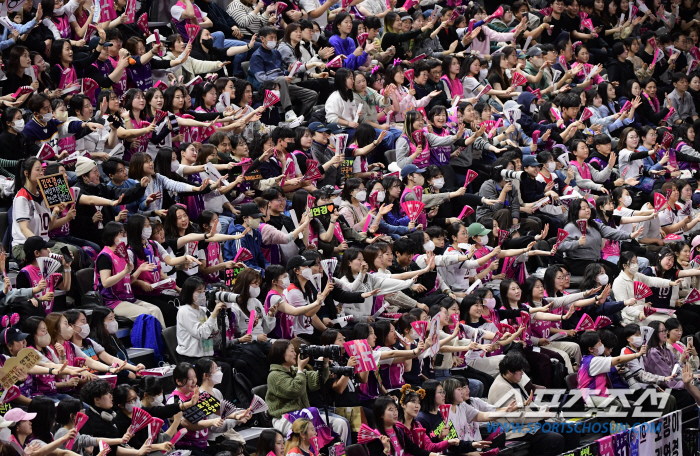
<box><xmin>393</xmin><ymin>58</ymin><xmax>402</xmax><ymax>66</ymax></box>
<box><xmin>371</xmin><ymin>65</ymin><xmax>380</xmax><ymax>75</ymax></box>
<box><xmin>572</xmin><ymin>41</ymin><xmax>582</xmax><ymax>50</ymax></box>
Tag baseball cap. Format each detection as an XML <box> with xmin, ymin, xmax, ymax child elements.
<box><xmin>692</xmin><ymin>235</ymin><xmax>700</xmax><ymax>249</ymax></box>
<box><xmin>240</xmin><ymin>202</ymin><xmax>264</xmax><ymax>219</ymax></box>
<box><xmin>4</xmin><ymin>409</ymin><xmax>35</xmax><ymax>422</ymax></box>
<box><xmin>503</xmin><ymin>100</ymin><xmax>520</xmax><ymax>112</ymax></box>
<box><xmin>522</xmin><ymin>155</ymin><xmax>542</xmax><ymax>168</ymax></box>
<box><xmin>23</xmin><ymin>236</ymin><xmax>55</xmax><ymax>257</ymax></box>
<box><xmin>308</xmin><ymin>122</ymin><xmax>329</xmax><ymax>133</ymax></box>
<box><xmin>0</xmin><ymin>327</ymin><xmax>29</xmax><ymax>346</ymax></box>
<box><xmin>0</xmin><ymin>416</ymin><xmax>15</xmax><ymax>428</ymax></box>
<box><xmin>400</xmin><ymin>164</ymin><xmax>426</xmax><ymax>179</ymax></box>
<box><xmin>319</xmin><ymin>185</ymin><xmax>342</xmax><ymax>195</ymax></box>
<box><xmin>467</xmin><ymin>223</ymin><xmax>490</xmax><ymax>237</ymax></box>
<box><xmin>400</xmin><ymin>12</ymin><xmax>413</xmax><ymax>21</ymax></box>
<box><xmin>75</xmin><ymin>156</ymin><xmax>97</xmax><ymax>177</ymax></box>
<box><xmin>526</xmin><ymin>46</ymin><xmax>543</xmax><ymax>57</ymax></box>
<box><xmin>326</xmin><ymin>123</ymin><xmax>345</xmax><ymax>134</ymax></box>
<box><xmin>287</xmin><ymin>255</ymin><xmax>315</xmax><ymax>271</ymax></box>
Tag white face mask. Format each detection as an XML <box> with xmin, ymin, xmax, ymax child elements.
<box><xmin>478</xmin><ymin>235</ymin><xmax>489</xmax><ymax>245</ymax></box>
<box><xmin>215</xmin><ymin>221</ymin><xmax>222</xmax><ymax>234</ymax></box>
<box><xmin>41</xmin><ymin>113</ymin><xmax>53</xmax><ymax>123</ymax></box>
<box><xmin>376</xmin><ymin>191</ymin><xmax>385</xmax><ymax>202</ymax></box>
<box><xmin>628</xmin><ymin>263</ymin><xmax>639</xmax><ymax>274</ymax></box>
<box><xmin>622</xmin><ymin>195</ymin><xmax>632</xmax><ymax>207</ymax></box>
<box><xmin>141</xmin><ymin>227</ymin><xmax>152</xmax><ymax>240</ymax></box>
<box><xmin>248</xmin><ymin>218</ymin><xmax>261</xmax><ymax>229</ymax></box>
<box><xmin>312</xmin><ymin>32</ymin><xmax>320</xmax><ymax>41</ymax></box>
<box><xmin>423</xmin><ymin>240</ymin><xmax>435</xmax><ymax>252</ymax></box>
<box><xmin>211</xmin><ymin>370</ymin><xmax>223</xmax><ymax>384</ymax></box>
<box><xmin>171</xmin><ymin>161</ymin><xmax>179</xmax><ymax>173</ymax></box>
<box><xmin>271</xmin><ymin>90</ymin><xmax>281</xmax><ymax>98</ymax></box>
<box><xmin>596</xmin><ymin>344</ymin><xmax>605</xmax><ymax>355</ymax></box>
<box><xmin>266</xmin><ymin>40</ymin><xmax>277</xmax><ymax>49</ymax></box>
<box><xmin>333</xmin><ymin>196</ymin><xmax>342</xmax><ymax>206</ymax></box>
<box><xmin>194</xmin><ymin>293</ymin><xmax>207</xmax><ymax>307</ymax></box>
<box><xmin>117</xmin><ymin>236</ymin><xmax>127</xmax><ymax>246</ymax></box>
<box><xmin>432</xmin><ymin>178</ymin><xmax>445</xmax><ymax>189</ymax></box>
<box><xmin>249</xmin><ymin>285</ymin><xmax>261</xmax><ymax>298</ymax></box>
<box><xmin>77</xmin><ymin>324</ymin><xmax>90</xmax><ymax>339</ymax></box>
<box><xmin>597</xmin><ymin>273</ymin><xmax>609</xmax><ymax>286</ymax></box>
<box><xmin>301</xmin><ymin>268</ymin><xmax>314</xmax><ymax>280</ymax></box>
<box><xmin>484</xmin><ymin>298</ymin><xmax>497</xmax><ymax>310</ymax></box>
<box><xmin>530</xmin><ymin>102</ymin><xmax>539</xmax><ymax>115</ymax></box>
<box><xmin>13</xmin><ymin>119</ymin><xmax>24</xmax><ymax>132</ymax></box>
<box><xmin>105</xmin><ymin>320</ymin><xmax>119</xmax><ymax>334</ymax></box>
<box><xmin>355</xmin><ymin>190</ymin><xmax>367</xmax><ymax>201</ymax></box>
<box><xmin>547</xmin><ymin>162</ymin><xmax>556</xmax><ymax>172</ymax></box>
<box><xmin>125</xmin><ymin>398</ymin><xmax>141</xmax><ymax>413</ymax></box>
<box><xmin>414</xmin><ymin>174</ymin><xmax>425</xmax><ymax>187</ymax></box>
<box><xmin>279</xmin><ymin>276</ymin><xmax>291</xmax><ymax>289</ymax></box>
<box><xmin>151</xmin><ymin>394</ymin><xmax>164</xmax><ymax>406</ymax></box>
<box><xmin>56</xmin><ymin>111</ymin><xmax>68</xmax><ymax>122</ymax></box>
<box><xmin>631</xmin><ymin>336</ymin><xmax>643</xmax><ymax>348</ymax></box>
<box><xmin>61</xmin><ymin>326</ymin><xmax>74</xmax><ymax>340</ymax></box>
<box><xmin>479</xmin><ymin>69</ymin><xmax>488</xmax><ymax>80</ymax></box>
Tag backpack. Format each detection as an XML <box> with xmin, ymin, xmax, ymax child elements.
<box><xmin>231</xmin><ymin>368</ymin><xmax>254</xmax><ymax>407</ymax></box>
<box><xmin>131</xmin><ymin>314</ymin><xmax>164</xmax><ymax>363</ymax></box>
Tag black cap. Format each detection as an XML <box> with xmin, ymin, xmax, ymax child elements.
<box><xmin>319</xmin><ymin>185</ymin><xmax>342</xmax><ymax>195</ymax></box>
<box><xmin>0</xmin><ymin>327</ymin><xmax>29</xmax><ymax>345</ymax></box>
<box><xmin>240</xmin><ymin>202</ymin><xmax>264</xmax><ymax>219</ymax></box>
<box><xmin>287</xmin><ymin>255</ymin><xmax>315</xmax><ymax>271</ymax></box>
<box><xmin>23</xmin><ymin>236</ymin><xmax>55</xmax><ymax>257</ymax></box>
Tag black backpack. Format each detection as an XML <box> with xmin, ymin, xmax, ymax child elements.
<box><xmin>231</xmin><ymin>368</ymin><xmax>254</xmax><ymax>407</ymax></box>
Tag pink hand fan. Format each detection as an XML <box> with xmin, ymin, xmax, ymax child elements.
<box><xmin>634</xmin><ymin>281</ymin><xmax>653</xmax><ymax>300</ymax></box>
<box><xmin>232</xmin><ymin>248</ymin><xmax>254</xmax><ymax>263</ymax></box>
<box><xmin>170</xmin><ymin>429</ymin><xmax>188</xmax><ymax>445</ymax></box>
<box><xmin>497</xmin><ymin>229</ymin><xmax>509</xmax><ymax>246</ymax></box>
<box><xmin>686</xmin><ymin>288</ymin><xmax>700</xmax><ymax>303</ymax></box>
<box><xmin>554</xmin><ymin>229</ymin><xmax>569</xmax><ymax>249</ymax></box>
<box><xmin>654</xmin><ymin>193</ymin><xmax>668</xmax><ymax>212</ymax></box>
<box><xmin>137</xmin><ymin>13</ymin><xmax>150</xmax><ymax>36</ymax></box>
<box><xmin>401</xmin><ymin>200</ymin><xmax>425</xmax><ymax>222</ymax></box>
<box><xmin>593</xmin><ymin>316</ymin><xmax>612</xmax><ymax>330</ymax></box>
<box><xmin>411</xmin><ymin>320</ymin><xmax>428</xmax><ymax>339</ymax></box>
<box><xmin>185</xmin><ymin>24</ymin><xmax>201</xmax><ymax>42</ymax></box>
<box><xmin>580</xmin><ymin>107</ymin><xmax>594</xmax><ymax>122</ymax></box>
<box><xmin>148</xmin><ymin>418</ymin><xmax>164</xmax><ymax>440</ymax></box>
<box><xmin>661</xmin><ymin>130</ymin><xmax>674</xmax><ymax>149</ymax></box>
<box><xmin>404</xmin><ymin>69</ymin><xmax>415</xmax><ymax>88</ymax></box>
<box><xmin>409</xmin><ymin>54</ymin><xmax>427</xmax><ymax>63</ymax></box>
<box><xmin>511</xmin><ymin>72</ymin><xmax>527</xmax><ymax>87</ymax></box>
<box><xmin>438</xmin><ymin>404</ymin><xmax>450</xmax><ymax>424</ymax></box>
<box><xmin>327</xmin><ymin>56</ymin><xmax>343</xmax><ymax>68</ymax></box>
<box><xmin>532</xmin><ymin>130</ymin><xmax>540</xmax><ymax>145</ymax></box>
<box><xmin>36</xmin><ymin>143</ymin><xmax>56</xmax><ymax>160</ymax></box>
<box><xmin>464</xmin><ymin>169</ymin><xmax>478</xmax><ymax>188</ymax></box>
<box><xmin>412</xmin><ymin>129</ymin><xmax>425</xmax><ymax>148</ymax></box>
<box><xmin>458</xmin><ymin>205</ymin><xmax>474</xmax><ymax>220</ymax></box>
<box><xmin>576</xmin><ymin>219</ymin><xmax>587</xmax><ymax>236</ymax></box>
<box><xmin>130</xmin><ymin>407</ymin><xmax>153</xmax><ymax>434</ymax></box>
<box><xmin>575</xmin><ymin>313</ymin><xmax>594</xmax><ymax>331</ymax></box>
<box><xmin>358</xmin><ymin>424</ymin><xmax>382</xmax><ymax>443</ymax></box>
<box><xmin>357</xmin><ymin>32</ymin><xmax>369</xmax><ymax>48</ymax></box>
<box><xmin>263</xmin><ymin>90</ymin><xmax>280</xmax><ymax>109</ymax></box>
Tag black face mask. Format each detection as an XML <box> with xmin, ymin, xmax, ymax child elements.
<box><xmin>605</xmin><ymin>210</ymin><xmax>614</xmax><ymax>217</ymax></box>
<box><xmin>201</xmin><ymin>39</ymin><xmax>214</xmax><ymax>49</ymax></box>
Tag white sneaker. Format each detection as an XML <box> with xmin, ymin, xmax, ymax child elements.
<box><xmin>288</xmin><ymin>115</ymin><xmax>304</xmax><ymax>128</ymax></box>
<box><xmin>284</xmin><ymin>111</ymin><xmax>298</xmax><ymax>122</ymax></box>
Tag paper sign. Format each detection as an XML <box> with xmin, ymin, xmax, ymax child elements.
<box><xmin>343</xmin><ymin>340</ymin><xmax>376</xmax><ymax>373</ymax></box>
<box><xmin>37</xmin><ymin>173</ymin><xmax>74</xmax><ymax>209</ymax></box>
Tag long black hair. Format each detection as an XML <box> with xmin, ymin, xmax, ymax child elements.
<box><xmin>567</xmin><ymin>198</ymin><xmax>601</xmax><ymax>232</ymax></box>
<box><xmin>335</xmin><ymin>68</ymin><xmax>355</xmax><ymax>102</ymax></box>
<box><xmin>180</xmin><ymin>276</ymin><xmax>206</xmax><ymax>307</ymax></box>
<box><xmin>89</xmin><ymin>306</ymin><xmax>124</xmax><ymax>357</ymax></box>
<box><xmin>646</xmin><ymin>320</ymin><xmax>666</xmax><ymax>349</ymax></box>
<box><xmin>126</xmin><ymin>214</ymin><xmax>149</xmax><ymax>261</ymax></box>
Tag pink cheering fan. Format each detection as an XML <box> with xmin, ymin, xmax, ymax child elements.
<box><xmin>276</xmin><ymin>2</ymin><xmax>288</xmax><ymax>16</ymax></box>
<box><xmin>154</xmin><ymin>80</ymin><xmax>168</xmax><ymax>91</ymax></box>
<box><xmin>404</xmin><ymin>69</ymin><xmax>415</xmax><ymax>88</ymax></box>
<box><xmin>551</xmin><ymin>229</ymin><xmax>568</xmax><ymax>250</ymax></box>
<box><xmin>644</xmin><ymin>306</ymin><xmax>658</xmax><ymax>317</ymax></box>
<box><xmin>311</xmin><ymin>437</ymin><xmax>320</xmax><ymax>455</ymax></box>
<box><xmin>488</xmin><ymin>118</ymin><xmax>503</xmax><ymax>139</ymax></box>
<box><xmin>634</xmin><ymin>281</ymin><xmax>653</xmax><ymax>300</ymax></box>
<box><xmin>511</xmin><ymin>72</ymin><xmax>527</xmax><ymax>87</ymax></box>
<box><xmin>170</xmin><ymin>429</ymin><xmax>188</xmax><ymax>445</ymax></box>
<box><xmin>153</xmin><ymin>30</ymin><xmax>164</xmax><ymax>56</ymax></box>
<box><xmin>576</xmin><ymin>313</ymin><xmax>594</xmax><ymax>331</ymax></box>
<box><xmin>417</xmin><ymin>107</ymin><xmax>428</xmax><ymax>121</ymax></box>
<box><xmin>358</xmin><ymin>424</ymin><xmax>382</xmax><ymax>444</ymax></box>
<box><xmin>333</xmin><ymin>222</ymin><xmax>345</xmax><ymax>243</ymax></box>
<box><xmin>621</xmin><ymin>100</ymin><xmax>632</xmax><ymax>113</ymax></box>
<box><xmin>661</xmin><ymin>130</ymin><xmax>674</xmax><ymax>149</ymax></box>
<box><xmin>84</xmin><ymin>23</ymin><xmax>97</xmax><ymax>41</ymax></box>
<box><xmin>81</xmin><ymin>78</ymin><xmax>99</xmax><ymax>95</ymax></box>
<box><xmin>12</xmin><ymin>86</ymin><xmax>34</xmax><ymax>98</ymax></box>
<box><xmin>654</xmin><ymin>193</ymin><xmax>668</xmax><ymax>212</ymax></box>
<box><xmin>220</xmin><ymin>399</ymin><xmax>237</xmax><ymax>418</ymax></box>
<box><xmin>411</xmin><ymin>320</ymin><xmax>428</xmax><ymax>339</ymax></box>
<box><xmin>321</xmin><ymin>258</ymin><xmax>338</xmax><ymax>279</ymax></box>
<box><xmin>411</xmin><ymin>130</ymin><xmax>425</xmax><ymax>148</ymax></box>
<box><xmin>531</xmin><ymin>130</ymin><xmax>540</xmax><ymax>146</ymax></box>
<box><xmin>663</xmin><ymin>107</ymin><xmax>675</xmax><ymax>123</ymax></box>
<box><xmin>580</xmin><ymin>18</ymin><xmax>594</xmax><ymax>31</ymax></box>
<box><xmin>263</xmin><ymin>90</ymin><xmax>280</xmax><ymax>109</ymax></box>
<box><xmin>148</xmin><ymin>418</ymin><xmax>164</xmax><ymax>440</ymax></box>
<box><xmin>137</xmin><ymin>13</ymin><xmax>150</xmax><ymax>36</ymax></box>
<box><xmin>130</xmin><ymin>407</ymin><xmax>153</xmax><ymax>433</ymax></box>
<box><xmin>558</xmin><ymin>55</ymin><xmax>568</xmax><ymax>70</ymax></box>
<box><xmin>690</xmin><ymin>47</ymin><xmax>700</xmax><ymax>60</ymax></box>
<box><xmin>439</xmin><ymin>404</ymin><xmax>450</xmax><ymax>424</ymax></box>
<box><xmin>233</xmin><ymin>248</ymin><xmax>254</xmax><ymax>263</ymax></box>
<box><xmin>327</xmin><ymin>55</ymin><xmax>343</xmax><ymax>68</ymax></box>
<box><xmin>516</xmin><ymin>310</ymin><xmax>530</xmax><ymax>329</ymax></box>
<box><xmin>479</xmin><ymin>120</ymin><xmax>495</xmax><ymax>132</ymax></box>
<box><xmin>686</xmin><ymin>288</ymin><xmax>700</xmax><ymax>303</ymax></box>
<box><xmin>307</xmin><ymin>195</ymin><xmax>316</xmax><ymax>210</ymax></box>
<box><xmin>579</xmin><ymin>107</ymin><xmax>594</xmax><ymax>122</ymax></box>
<box><xmin>651</xmin><ymin>48</ymin><xmax>663</xmax><ymax>66</ymax></box>
<box><xmin>464</xmin><ymin>169</ymin><xmax>478</xmax><ymax>188</ymax></box>
<box><xmin>185</xmin><ymin>24</ymin><xmax>201</xmax><ymax>43</ymax></box>
<box><xmin>98</xmin><ymin>440</ymin><xmax>111</xmax><ymax>456</ymax></box>
<box><xmin>401</xmin><ymin>200</ymin><xmax>425</xmax><ymax>222</ymax></box>
<box><xmin>154</xmin><ymin>109</ymin><xmax>168</xmax><ymax>125</ymax></box>
<box><xmin>357</xmin><ymin>32</ymin><xmax>369</xmax><ymax>48</ymax></box>
<box><xmin>486</xmin><ymin>5</ymin><xmax>504</xmax><ymax>22</ymax></box>
<box><xmin>409</xmin><ymin>53</ymin><xmax>426</xmax><ymax>63</ymax></box>
<box><xmin>593</xmin><ymin>316</ymin><xmax>612</xmax><ymax>330</ymax></box>
<box><xmin>576</xmin><ymin>219</ymin><xmax>587</xmax><ymax>236</ymax></box>
<box><xmin>250</xmin><ymin>394</ymin><xmax>268</xmax><ymax>414</ymax></box>
<box><xmin>475</xmin><ymin>84</ymin><xmax>492</xmax><ymax>99</ymax></box>
<box><xmin>413</xmin><ymin>428</ymin><xmax>426</xmax><ymax>447</ymax></box>
<box><xmin>0</xmin><ymin>385</ymin><xmax>20</xmax><ymax>404</ymax></box>
<box><xmin>124</xmin><ymin>0</ymin><xmax>136</xmax><ymax>23</ymax></box>
<box><xmin>497</xmin><ymin>229</ymin><xmax>509</xmax><ymax>246</ymax></box>
<box><xmin>458</xmin><ymin>205</ymin><xmax>474</xmax><ymax>220</ymax></box>
<box><xmin>64</xmin><ymin>412</ymin><xmax>88</xmax><ymax>450</ymax></box>
<box><xmin>688</xmin><ymin>60</ymin><xmax>699</xmax><ymax>75</ymax></box>
<box><xmin>412</xmin><ymin>186</ymin><xmax>423</xmax><ymax>202</ymax></box>
<box><xmin>36</xmin><ymin>143</ymin><xmax>56</xmax><ymax>160</ymax></box>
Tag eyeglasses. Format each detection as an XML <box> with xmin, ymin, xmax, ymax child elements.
<box><xmin>658</xmin><ymin>330</ymin><xmax>668</xmax><ymax>334</ymax></box>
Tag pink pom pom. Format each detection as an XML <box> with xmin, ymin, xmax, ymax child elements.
<box><xmin>1</xmin><ymin>316</ymin><xmax>9</xmax><ymax>328</ymax></box>
<box><xmin>10</xmin><ymin>314</ymin><xmax>19</xmax><ymax>326</ymax></box>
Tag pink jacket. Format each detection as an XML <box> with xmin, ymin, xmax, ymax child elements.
<box><xmin>466</xmin><ymin>28</ymin><xmax>515</xmax><ymax>56</ymax></box>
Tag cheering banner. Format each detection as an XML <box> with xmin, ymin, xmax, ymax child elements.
<box><xmin>343</xmin><ymin>340</ymin><xmax>376</xmax><ymax>373</ymax></box>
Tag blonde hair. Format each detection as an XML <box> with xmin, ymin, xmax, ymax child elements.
<box><xmin>283</xmin><ymin>419</ymin><xmax>313</xmax><ymax>455</ymax></box>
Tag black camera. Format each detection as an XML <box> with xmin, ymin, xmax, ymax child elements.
<box><xmin>299</xmin><ymin>344</ymin><xmax>341</xmax><ymax>360</ymax></box>
<box><xmin>329</xmin><ymin>366</ymin><xmax>355</xmax><ymax>377</ymax></box>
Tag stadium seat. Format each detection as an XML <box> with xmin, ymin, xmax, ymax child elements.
<box><xmin>161</xmin><ymin>326</ymin><xmax>180</xmax><ymax>364</ymax></box>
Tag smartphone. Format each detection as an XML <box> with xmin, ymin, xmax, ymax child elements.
<box><xmin>60</xmin><ymin>246</ymin><xmax>72</xmax><ymax>264</ymax></box>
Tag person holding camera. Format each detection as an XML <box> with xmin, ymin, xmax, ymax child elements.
<box><xmin>266</xmin><ymin>339</ymin><xmax>350</xmax><ymax>446</ymax></box>
<box><xmin>175</xmin><ymin>276</ymin><xmax>237</xmax><ymax>401</ymax></box>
